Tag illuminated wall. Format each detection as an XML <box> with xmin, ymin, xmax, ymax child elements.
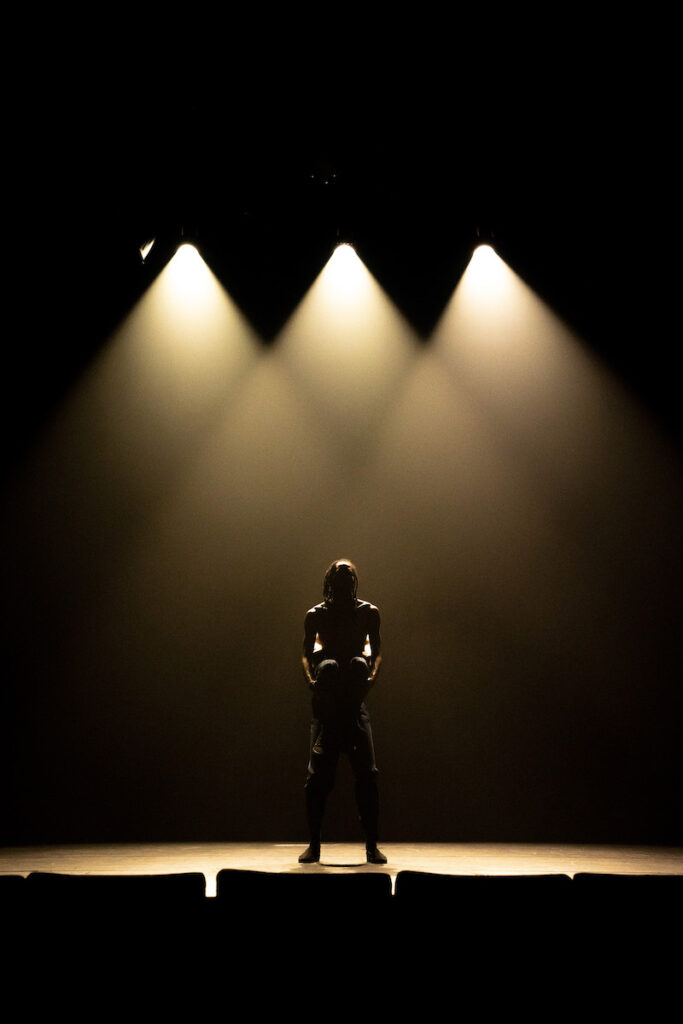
<box><xmin>3</xmin><ymin>244</ymin><xmax>681</xmax><ymax>843</ymax></box>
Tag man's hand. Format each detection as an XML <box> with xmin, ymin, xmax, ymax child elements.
<box><xmin>368</xmin><ymin>654</ymin><xmax>382</xmax><ymax>689</ymax></box>
<box><xmin>302</xmin><ymin>656</ymin><xmax>316</xmax><ymax>691</ymax></box>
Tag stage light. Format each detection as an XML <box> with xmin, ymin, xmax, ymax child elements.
<box><xmin>170</xmin><ymin>241</ymin><xmax>203</xmax><ymax>272</ymax></box>
<box><xmin>465</xmin><ymin>243</ymin><xmax>515</xmax><ymax>299</ymax></box>
<box><xmin>139</xmin><ymin>238</ymin><xmax>155</xmax><ymax>263</ymax></box>
<box><xmin>471</xmin><ymin>243</ymin><xmax>498</xmax><ymax>266</ymax></box>
<box><xmin>160</xmin><ymin>242</ymin><xmax>218</xmax><ymax>312</ymax></box>
<box><xmin>317</xmin><ymin>242</ymin><xmax>373</xmax><ymax>307</ymax></box>
<box><xmin>275</xmin><ymin>239</ymin><xmax>415</xmax><ymax>440</ymax></box>
<box><xmin>132</xmin><ymin>238</ymin><xmax>256</xmax><ymax>366</ymax></box>
<box><xmin>442</xmin><ymin>243</ymin><xmax>521</xmax><ymax>327</ymax></box>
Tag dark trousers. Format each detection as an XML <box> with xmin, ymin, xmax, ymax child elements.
<box><xmin>304</xmin><ymin>657</ymin><xmax>379</xmax><ymax>846</ymax></box>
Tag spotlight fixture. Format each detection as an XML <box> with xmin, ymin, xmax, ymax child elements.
<box><xmin>139</xmin><ymin>238</ymin><xmax>156</xmax><ymax>263</ymax></box>
<box><xmin>474</xmin><ymin>223</ymin><xmax>496</xmax><ymax>253</ymax></box>
<box><xmin>331</xmin><ymin>224</ymin><xmax>358</xmax><ymax>256</ymax></box>
<box><xmin>178</xmin><ymin>222</ymin><xmax>200</xmax><ymax>247</ymax></box>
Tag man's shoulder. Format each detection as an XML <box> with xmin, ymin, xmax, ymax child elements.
<box><xmin>305</xmin><ymin>603</ymin><xmax>326</xmax><ymax>618</ymax></box>
<box><xmin>357</xmin><ymin>599</ymin><xmax>380</xmax><ymax>616</ymax></box>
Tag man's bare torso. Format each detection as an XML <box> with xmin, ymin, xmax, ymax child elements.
<box><xmin>306</xmin><ymin>600</ymin><xmax>378</xmax><ymax>665</ymax></box>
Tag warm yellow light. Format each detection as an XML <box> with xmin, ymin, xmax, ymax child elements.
<box><xmin>471</xmin><ymin>243</ymin><xmax>499</xmax><ymax>269</ymax></box>
<box><xmin>117</xmin><ymin>237</ymin><xmax>257</xmax><ymax>382</ymax></box>
<box><xmin>162</xmin><ymin>243</ymin><xmax>217</xmax><ymax>311</ymax></box>
<box><xmin>464</xmin><ymin>244</ymin><xmax>515</xmax><ymax>301</ymax></box>
<box><xmin>317</xmin><ymin>243</ymin><xmax>372</xmax><ymax>307</ymax></box>
<box><xmin>136</xmin><ymin>241</ymin><xmax>249</xmax><ymax>349</ymax></box>
<box><xmin>275</xmin><ymin>239</ymin><xmax>415</xmax><ymax>431</ymax></box>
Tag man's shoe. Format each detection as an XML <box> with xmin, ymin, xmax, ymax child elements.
<box><xmin>298</xmin><ymin>844</ymin><xmax>321</xmax><ymax>863</ymax></box>
<box><xmin>366</xmin><ymin>846</ymin><xmax>387</xmax><ymax>864</ymax></box>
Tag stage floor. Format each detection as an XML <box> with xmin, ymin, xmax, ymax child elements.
<box><xmin>2</xmin><ymin>842</ymin><xmax>682</xmax><ymax>896</ymax></box>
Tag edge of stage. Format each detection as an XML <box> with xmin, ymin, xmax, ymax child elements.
<box><xmin>2</xmin><ymin>841</ymin><xmax>682</xmax><ymax>896</ymax></box>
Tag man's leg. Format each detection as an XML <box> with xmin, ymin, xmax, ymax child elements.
<box><xmin>300</xmin><ymin>665</ymin><xmax>341</xmax><ymax>863</ymax></box>
<box><xmin>311</xmin><ymin>659</ymin><xmax>340</xmax><ymax>732</ymax></box>
<box><xmin>348</xmin><ymin>701</ymin><xmax>387</xmax><ymax>864</ymax></box>
<box><xmin>346</xmin><ymin>656</ymin><xmax>372</xmax><ymax>705</ymax></box>
<box><xmin>300</xmin><ymin>751</ymin><xmax>338</xmax><ymax>862</ymax></box>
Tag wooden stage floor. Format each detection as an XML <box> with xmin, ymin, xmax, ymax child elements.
<box><xmin>2</xmin><ymin>841</ymin><xmax>682</xmax><ymax>896</ymax></box>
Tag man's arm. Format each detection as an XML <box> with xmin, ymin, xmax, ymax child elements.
<box><xmin>366</xmin><ymin>606</ymin><xmax>382</xmax><ymax>689</ymax></box>
<box><xmin>302</xmin><ymin>609</ymin><xmax>318</xmax><ymax>690</ymax></box>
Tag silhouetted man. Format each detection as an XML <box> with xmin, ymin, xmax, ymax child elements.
<box><xmin>299</xmin><ymin>558</ymin><xmax>386</xmax><ymax>864</ymax></box>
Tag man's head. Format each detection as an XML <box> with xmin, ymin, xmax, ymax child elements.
<box><xmin>323</xmin><ymin>558</ymin><xmax>358</xmax><ymax>605</ymax></box>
